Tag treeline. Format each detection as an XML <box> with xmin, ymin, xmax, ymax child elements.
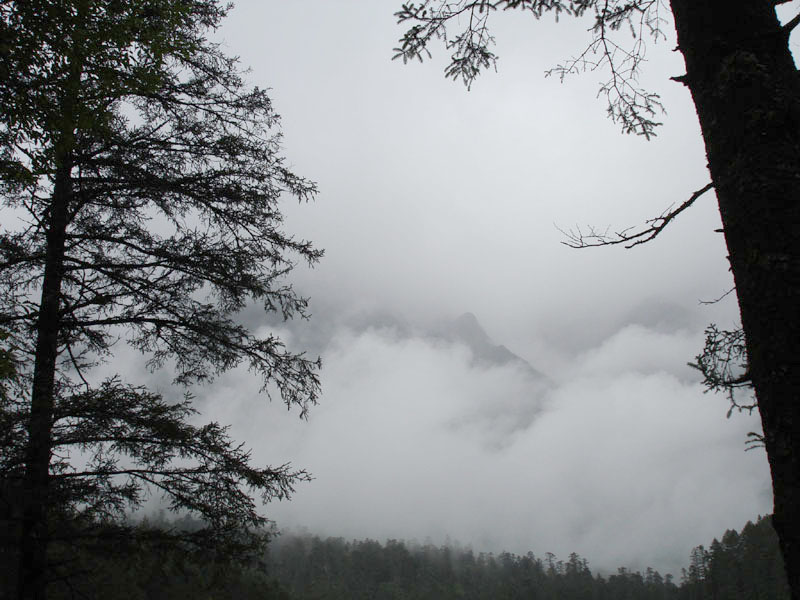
<box><xmin>680</xmin><ymin>516</ymin><xmax>789</xmax><ymax>600</ymax></box>
<box><xmin>265</xmin><ymin>515</ymin><xmax>789</xmax><ymax>600</ymax></box>
<box><xmin>0</xmin><ymin>512</ymin><xmax>292</xmax><ymax>600</ymax></box>
<box><xmin>0</xmin><ymin>513</ymin><xmax>788</xmax><ymax>599</ymax></box>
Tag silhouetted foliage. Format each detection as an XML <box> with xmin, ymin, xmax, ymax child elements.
<box><xmin>690</xmin><ymin>325</ymin><xmax>751</xmax><ymax>407</ymax></box>
<box><xmin>2</xmin><ymin>512</ymin><xmax>784</xmax><ymax>599</ymax></box>
<box><xmin>0</xmin><ymin>1</ymin><xmax>320</xmax><ymax>597</ymax></box>
<box><xmin>681</xmin><ymin>516</ymin><xmax>790</xmax><ymax>600</ymax></box>
<box><xmin>1</xmin><ymin>514</ymin><xmax>292</xmax><ymax>600</ymax></box>
<box><xmin>262</xmin><ymin>515</ymin><xmax>787</xmax><ymax>600</ymax></box>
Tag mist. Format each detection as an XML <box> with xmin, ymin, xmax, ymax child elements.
<box><xmin>174</xmin><ymin>306</ymin><xmax>768</xmax><ymax>577</ymax></box>
<box><xmin>111</xmin><ymin>0</ymin><xmax>772</xmax><ymax>579</ymax></box>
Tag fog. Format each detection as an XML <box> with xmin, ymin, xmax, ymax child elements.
<box><xmin>173</xmin><ymin>307</ymin><xmax>766</xmax><ymax>576</ymax></box>
<box><xmin>127</xmin><ymin>0</ymin><xmax>773</xmax><ymax>577</ymax></box>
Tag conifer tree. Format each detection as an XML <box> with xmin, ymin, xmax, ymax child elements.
<box><xmin>0</xmin><ymin>1</ymin><xmax>321</xmax><ymax>598</ymax></box>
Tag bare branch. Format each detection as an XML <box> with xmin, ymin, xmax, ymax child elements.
<box><xmin>783</xmin><ymin>11</ymin><xmax>800</xmax><ymax>33</ymax></box>
<box><xmin>559</xmin><ymin>181</ymin><xmax>714</xmax><ymax>248</ymax></box>
<box><xmin>670</xmin><ymin>73</ymin><xmax>688</xmax><ymax>86</ymax></box>
<box><xmin>394</xmin><ymin>0</ymin><xmax>668</xmax><ymax>136</ymax></box>
<box><xmin>699</xmin><ymin>287</ymin><xmax>736</xmax><ymax>306</ymax></box>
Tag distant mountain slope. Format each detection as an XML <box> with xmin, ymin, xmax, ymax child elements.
<box><xmin>433</xmin><ymin>312</ymin><xmax>544</xmax><ymax>378</ymax></box>
<box><xmin>259</xmin><ymin>306</ymin><xmax>547</xmax><ymax>382</ymax></box>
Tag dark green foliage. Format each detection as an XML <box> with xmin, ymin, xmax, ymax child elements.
<box><xmin>266</xmin><ymin>534</ymin><xmax>656</xmax><ymax>599</ymax></box>
<box><xmin>0</xmin><ymin>331</ymin><xmax>13</xmax><ymax>386</ymax></box>
<box><xmin>0</xmin><ymin>379</ymin><xmax>309</xmax><ymax>554</ymax></box>
<box><xmin>263</xmin><ymin>516</ymin><xmax>788</xmax><ymax>600</ymax></box>
<box><xmin>1</xmin><ymin>515</ymin><xmax>293</xmax><ymax>600</ymax></box>
<box><xmin>0</xmin><ymin>0</ymin><xmax>322</xmax><ymax>401</ymax></box>
<box><xmin>0</xmin><ymin>0</ymin><xmax>321</xmax><ymax>597</ymax></box>
<box><xmin>681</xmin><ymin>516</ymin><xmax>790</xmax><ymax>600</ymax></box>
<box><xmin>1</xmin><ymin>511</ymin><xmax>785</xmax><ymax>600</ymax></box>
<box><xmin>0</xmin><ymin>377</ymin><xmax>310</xmax><ymax>597</ymax></box>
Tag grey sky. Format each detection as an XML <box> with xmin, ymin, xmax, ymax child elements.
<box><xmin>150</xmin><ymin>0</ymin><xmax>778</xmax><ymax>576</ymax></box>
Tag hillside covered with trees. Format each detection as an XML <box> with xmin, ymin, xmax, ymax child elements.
<box><xmin>1</xmin><ymin>513</ymin><xmax>785</xmax><ymax>599</ymax></box>
<box><xmin>266</xmin><ymin>515</ymin><xmax>788</xmax><ymax>600</ymax></box>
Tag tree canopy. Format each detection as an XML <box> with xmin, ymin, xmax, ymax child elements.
<box><xmin>263</xmin><ymin>515</ymin><xmax>787</xmax><ymax>600</ymax></box>
<box><xmin>0</xmin><ymin>1</ymin><xmax>321</xmax><ymax>598</ymax></box>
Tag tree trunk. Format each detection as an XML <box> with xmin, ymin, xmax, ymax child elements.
<box><xmin>15</xmin><ymin>7</ymin><xmax>84</xmax><ymax>595</ymax></box>
<box><xmin>669</xmin><ymin>2</ymin><xmax>800</xmax><ymax>598</ymax></box>
<box><xmin>17</xmin><ymin>164</ymin><xmax>71</xmax><ymax>600</ymax></box>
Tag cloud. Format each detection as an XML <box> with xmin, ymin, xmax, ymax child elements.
<box><xmin>574</xmin><ymin>323</ymin><xmax>702</xmax><ymax>382</ymax></box>
<box><xmin>77</xmin><ymin>0</ymin><xmax>770</xmax><ymax>580</ymax></box>
<box><xmin>194</xmin><ymin>315</ymin><xmax>770</xmax><ymax>577</ymax></box>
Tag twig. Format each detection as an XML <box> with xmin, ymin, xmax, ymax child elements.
<box><xmin>699</xmin><ymin>287</ymin><xmax>736</xmax><ymax>305</ymax></box>
<box><xmin>559</xmin><ymin>181</ymin><xmax>714</xmax><ymax>249</ymax></box>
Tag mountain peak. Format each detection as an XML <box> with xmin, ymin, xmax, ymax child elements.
<box><xmin>435</xmin><ymin>313</ymin><xmax>543</xmax><ymax>378</ymax></box>
<box><xmin>449</xmin><ymin>312</ymin><xmax>490</xmax><ymax>346</ymax></box>
<box><xmin>454</xmin><ymin>312</ymin><xmax>479</xmax><ymax>326</ymax></box>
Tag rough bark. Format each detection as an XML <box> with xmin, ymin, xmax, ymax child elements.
<box><xmin>669</xmin><ymin>2</ymin><xmax>800</xmax><ymax>598</ymax></box>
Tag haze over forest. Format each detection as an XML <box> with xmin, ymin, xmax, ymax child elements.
<box><xmin>81</xmin><ymin>0</ymin><xmax>782</xmax><ymax>578</ymax></box>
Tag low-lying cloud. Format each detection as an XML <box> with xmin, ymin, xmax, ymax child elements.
<box><xmin>195</xmin><ymin>312</ymin><xmax>770</xmax><ymax>577</ymax></box>
<box><xmin>91</xmin><ymin>0</ymin><xmax>775</xmax><ymax>578</ymax></box>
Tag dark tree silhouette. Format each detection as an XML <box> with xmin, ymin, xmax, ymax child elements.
<box><xmin>262</xmin><ymin>516</ymin><xmax>788</xmax><ymax>599</ymax></box>
<box><xmin>0</xmin><ymin>1</ymin><xmax>321</xmax><ymax>598</ymax></box>
<box><xmin>393</xmin><ymin>2</ymin><xmax>800</xmax><ymax>598</ymax></box>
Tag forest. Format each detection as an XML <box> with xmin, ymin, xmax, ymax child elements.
<box><xmin>266</xmin><ymin>515</ymin><xmax>790</xmax><ymax>600</ymax></box>
<box><xmin>0</xmin><ymin>512</ymin><xmax>789</xmax><ymax>599</ymax></box>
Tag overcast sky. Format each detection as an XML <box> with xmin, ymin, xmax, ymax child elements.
<box><xmin>142</xmin><ymin>0</ymin><xmax>787</xmax><ymax>576</ymax></box>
